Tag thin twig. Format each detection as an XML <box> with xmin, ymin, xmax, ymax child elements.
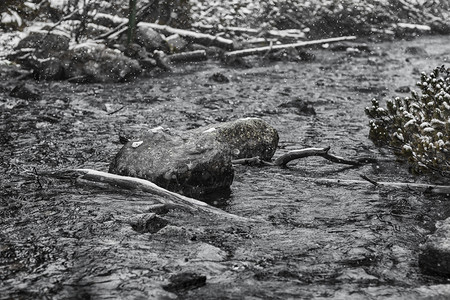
<box><xmin>360</xmin><ymin>174</ymin><xmax>379</xmax><ymax>186</ymax></box>
<box><xmin>107</xmin><ymin>105</ymin><xmax>125</xmax><ymax>115</ymax></box>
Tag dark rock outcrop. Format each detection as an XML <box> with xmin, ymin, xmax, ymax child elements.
<box><xmin>419</xmin><ymin>218</ymin><xmax>450</xmax><ymax>277</ymax></box>
<box><xmin>109</xmin><ymin>118</ymin><xmax>279</xmax><ymax>197</ymax></box>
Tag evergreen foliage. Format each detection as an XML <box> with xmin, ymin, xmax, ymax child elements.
<box><xmin>365</xmin><ymin>66</ymin><xmax>450</xmax><ymax>177</ymax></box>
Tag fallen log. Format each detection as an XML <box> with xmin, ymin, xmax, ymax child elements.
<box><xmin>224</xmin><ymin>36</ymin><xmax>357</xmax><ymax>59</ymax></box>
<box><xmin>140</xmin><ymin>22</ymin><xmax>235</xmax><ymax>50</ymax></box>
<box><xmin>44</xmin><ymin>169</ymin><xmax>254</xmax><ymax>222</ymax></box>
<box><xmin>304</xmin><ymin>177</ymin><xmax>450</xmax><ymax>195</ymax></box>
<box><xmin>168</xmin><ymin>49</ymin><xmax>207</xmax><ymax>63</ymax></box>
<box><xmin>192</xmin><ymin>24</ymin><xmax>305</xmax><ymax>40</ymax></box>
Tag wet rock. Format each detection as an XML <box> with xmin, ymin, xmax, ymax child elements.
<box><xmin>128</xmin><ymin>213</ymin><xmax>169</xmax><ymax>234</ymax></box>
<box><xmin>110</xmin><ymin>126</ymin><xmax>234</xmax><ymax>196</ymax></box>
<box><xmin>195</xmin><ymin>243</ymin><xmax>228</xmax><ymax>261</ymax></box>
<box><xmin>153</xmin><ymin>50</ymin><xmax>172</xmax><ymax>71</ymax></box>
<box><xmin>395</xmin><ymin>86</ymin><xmax>411</xmax><ymax>93</ymax></box>
<box><xmin>138</xmin><ymin>58</ymin><xmax>158</xmax><ymax>70</ymax></box>
<box><xmin>10</xmin><ymin>83</ymin><xmax>41</xmax><ymax>100</ymax></box>
<box><xmin>163</xmin><ymin>272</ymin><xmax>206</xmax><ymax>293</ymax></box>
<box><xmin>15</xmin><ymin>31</ymin><xmax>70</xmax><ymax>59</ymax></box>
<box><xmin>135</xmin><ymin>23</ymin><xmax>169</xmax><ymax>53</ymax></box>
<box><xmin>419</xmin><ymin>217</ymin><xmax>450</xmax><ymax>277</ymax></box>
<box><xmin>430</xmin><ymin>20</ymin><xmax>450</xmax><ymax>35</ymax></box>
<box><xmin>268</xmin><ymin>48</ymin><xmax>315</xmax><ymax>62</ymax></box>
<box><xmin>166</xmin><ymin>34</ymin><xmax>188</xmax><ymax>53</ymax></box>
<box><xmin>279</xmin><ymin>98</ymin><xmax>316</xmax><ymax>115</ymax></box>
<box><xmin>209</xmin><ymin>72</ymin><xmax>230</xmax><ymax>84</ymax></box>
<box><xmin>223</xmin><ymin>56</ymin><xmax>252</xmax><ymax>68</ymax></box>
<box><xmin>212</xmin><ymin>118</ymin><xmax>279</xmax><ymax>160</ymax></box>
<box><xmin>123</xmin><ymin>43</ymin><xmax>149</xmax><ymax>60</ymax></box>
<box><xmin>109</xmin><ymin>118</ymin><xmax>278</xmax><ymax>196</ymax></box>
<box><xmin>33</xmin><ymin>57</ymin><xmax>65</xmax><ymax>81</ymax></box>
<box><xmin>64</xmin><ymin>44</ymin><xmax>142</xmax><ymax>83</ymax></box>
<box><xmin>329</xmin><ymin>42</ymin><xmax>372</xmax><ymax>53</ymax></box>
<box><xmin>205</xmin><ymin>46</ymin><xmax>225</xmax><ymax>58</ymax></box>
<box><xmin>405</xmin><ymin>46</ymin><xmax>428</xmax><ymax>56</ymax></box>
<box><xmin>336</xmin><ymin>268</ymin><xmax>378</xmax><ymax>282</ymax></box>
<box><xmin>156</xmin><ymin>225</ymin><xmax>196</xmax><ymax>240</ymax></box>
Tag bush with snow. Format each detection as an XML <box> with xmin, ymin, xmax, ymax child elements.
<box><xmin>365</xmin><ymin>66</ymin><xmax>450</xmax><ymax>177</ymax></box>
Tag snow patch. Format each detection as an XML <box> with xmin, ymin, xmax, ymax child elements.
<box><xmin>49</xmin><ymin>0</ymin><xmax>69</xmax><ymax>10</ymax></box>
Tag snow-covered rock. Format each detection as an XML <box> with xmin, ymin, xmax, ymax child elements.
<box><xmin>109</xmin><ymin>118</ymin><xmax>279</xmax><ymax>197</ymax></box>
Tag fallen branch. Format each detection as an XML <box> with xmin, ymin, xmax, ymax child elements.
<box><xmin>224</xmin><ymin>36</ymin><xmax>357</xmax><ymax>59</ymax></box>
<box><xmin>274</xmin><ymin>146</ymin><xmax>376</xmax><ymax>166</ymax></box>
<box><xmin>232</xmin><ymin>146</ymin><xmax>374</xmax><ymax>167</ymax></box>
<box><xmin>304</xmin><ymin>177</ymin><xmax>450</xmax><ymax>195</ymax></box>
<box><xmin>44</xmin><ymin>169</ymin><xmax>253</xmax><ymax>222</ymax></box>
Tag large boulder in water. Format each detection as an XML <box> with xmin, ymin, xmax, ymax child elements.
<box><xmin>109</xmin><ymin>118</ymin><xmax>279</xmax><ymax>197</ymax></box>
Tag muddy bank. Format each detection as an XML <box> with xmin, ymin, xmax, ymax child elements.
<box><xmin>1</xmin><ymin>35</ymin><xmax>450</xmax><ymax>299</ymax></box>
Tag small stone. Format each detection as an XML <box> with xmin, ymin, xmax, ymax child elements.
<box><xmin>195</xmin><ymin>243</ymin><xmax>228</xmax><ymax>261</ymax></box>
<box><xmin>163</xmin><ymin>272</ymin><xmax>206</xmax><ymax>293</ymax></box>
<box><xmin>336</xmin><ymin>268</ymin><xmax>378</xmax><ymax>282</ymax></box>
<box><xmin>128</xmin><ymin>213</ymin><xmax>169</xmax><ymax>234</ymax></box>
<box><xmin>405</xmin><ymin>46</ymin><xmax>428</xmax><ymax>56</ymax></box>
<box><xmin>166</xmin><ymin>34</ymin><xmax>188</xmax><ymax>53</ymax></box>
<box><xmin>395</xmin><ymin>86</ymin><xmax>411</xmax><ymax>93</ymax></box>
<box><xmin>279</xmin><ymin>98</ymin><xmax>316</xmax><ymax>116</ymax></box>
<box><xmin>10</xmin><ymin>83</ymin><xmax>41</xmax><ymax>100</ymax></box>
<box><xmin>209</xmin><ymin>73</ymin><xmax>230</xmax><ymax>83</ymax></box>
<box><xmin>135</xmin><ymin>24</ymin><xmax>169</xmax><ymax>53</ymax></box>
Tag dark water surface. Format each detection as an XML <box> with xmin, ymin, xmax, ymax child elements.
<box><xmin>1</xmin><ymin>35</ymin><xmax>450</xmax><ymax>299</ymax></box>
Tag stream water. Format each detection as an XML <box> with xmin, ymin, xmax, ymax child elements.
<box><xmin>1</xmin><ymin>35</ymin><xmax>449</xmax><ymax>299</ymax></box>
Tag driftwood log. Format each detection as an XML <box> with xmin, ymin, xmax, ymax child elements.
<box><xmin>168</xmin><ymin>49</ymin><xmax>207</xmax><ymax>63</ymax></box>
<box><xmin>223</xmin><ymin>36</ymin><xmax>356</xmax><ymax>59</ymax></box>
<box><xmin>307</xmin><ymin>176</ymin><xmax>450</xmax><ymax>195</ymax></box>
<box><xmin>45</xmin><ymin>169</ymin><xmax>254</xmax><ymax>221</ymax></box>
<box><xmin>141</xmin><ymin>23</ymin><xmax>234</xmax><ymax>50</ymax></box>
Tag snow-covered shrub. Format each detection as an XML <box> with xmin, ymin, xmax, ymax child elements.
<box><xmin>365</xmin><ymin>66</ymin><xmax>450</xmax><ymax>176</ymax></box>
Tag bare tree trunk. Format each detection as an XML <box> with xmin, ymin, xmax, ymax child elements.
<box><xmin>127</xmin><ymin>0</ymin><xmax>138</xmax><ymax>45</ymax></box>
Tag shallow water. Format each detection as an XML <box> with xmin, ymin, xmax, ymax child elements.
<box><xmin>1</xmin><ymin>35</ymin><xmax>450</xmax><ymax>299</ymax></box>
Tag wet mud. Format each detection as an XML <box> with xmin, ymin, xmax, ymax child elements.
<box><xmin>1</xmin><ymin>35</ymin><xmax>450</xmax><ymax>299</ymax></box>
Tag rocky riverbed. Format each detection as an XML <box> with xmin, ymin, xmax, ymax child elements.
<box><xmin>1</xmin><ymin>34</ymin><xmax>449</xmax><ymax>299</ymax></box>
